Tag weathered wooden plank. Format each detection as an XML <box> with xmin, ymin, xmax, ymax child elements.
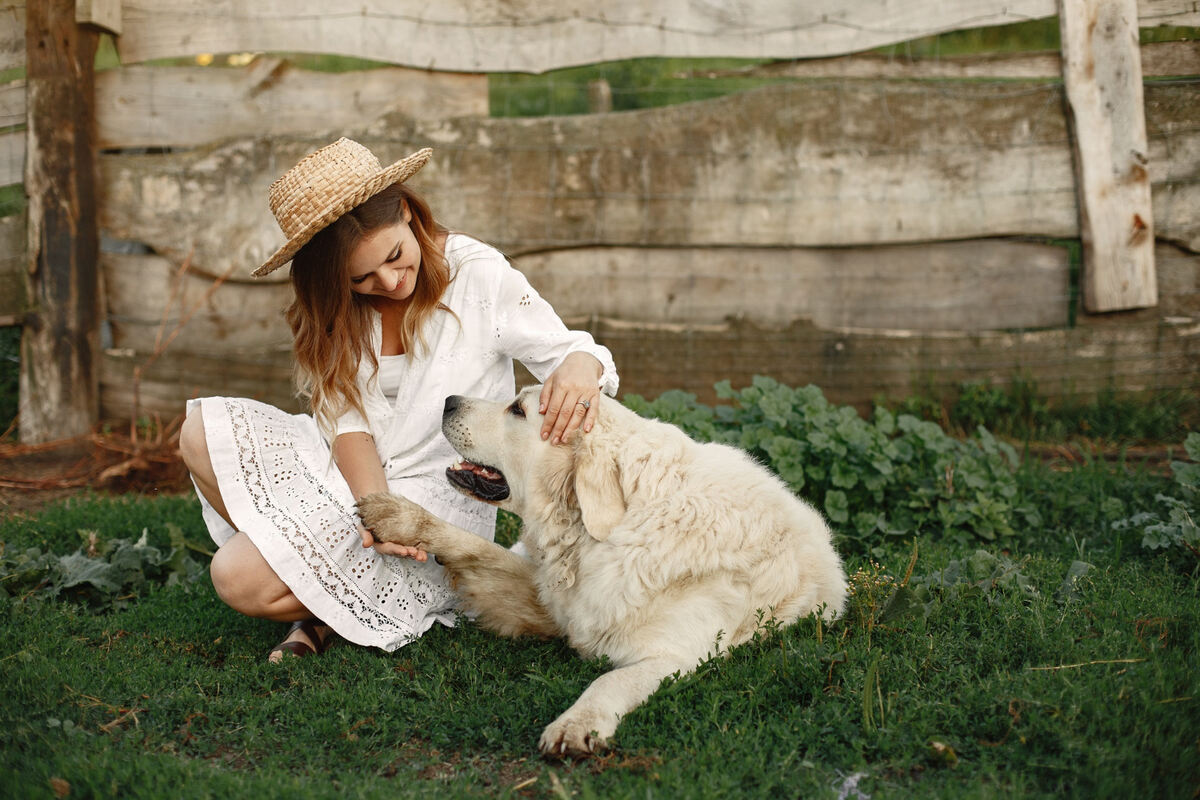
<box><xmin>100</xmin><ymin>242</ymin><xmax>1068</xmax><ymax>357</ymax></box>
<box><xmin>1139</xmin><ymin>0</ymin><xmax>1200</xmax><ymax>26</ymax></box>
<box><xmin>0</xmin><ymin>211</ymin><xmax>25</xmax><ymax>319</ymax></box>
<box><xmin>75</xmin><ymin>0</ymin><xmax>120</xmax><ymax>34</ymax></box>
<box><xmin>515</xmin><ymin>240</ymin><xmax>1071</xmax><ymax>332</ymax></box>
<box><xmin>100</xmin><ymin>348</ymin><xmax>301</xmax><ymax>421</ymax></box>
<box><xmin>97</xmin><ymin>80</ymin><xmax>1200</xmax><ymax>280</ymax></box>
<box><xmin>95</xmin><ymin>59</ymin><xmax>489</xmax><ymax>149</ymax></box>
<box><xmin>1156</xmin><ymin>240</ymin><xmax>1200</xmax><ymax>315</ymax></box>
<box><xmin>0</xmin><ymin>1</ymin><xmax>24</xmax><ymax>72</ymax></box>
<box><xmin>0</xmin><ymin>128</ymin><xmax>23</xmax><ymax>186</ymax></box>
<box><xmin>702</xmin><ymin>40</ymin><xmax>1199</xmax><ymax>81</ymax></box>
<box><xmin>109</xmin><ymin>300</ymin><xmax>1199</xmax><ymax>419</ymax></box>
<box><xmin>1147</xmin><ymin>86</ymin><xmax>1200</xmax><ymax>256</ymax></box>
<box><xmin>21</xmin><ymin>0</ymin><xmax>100</xmax><ymax>443</ymax></box>
<box><xmin>1061</xmin><ymin>0</ymin><xmax>1157</xmax><ymax>312</ymax></box>
<box><xmin>111</xmin><ymin>313</ymin><xmax>1199</xmax><ymax>418</ymax></box>
<box><xmin>102</xmin><ymin>251</ymin><xmax>294</xmax><ymax>354</ymax></box>
<box><xmin>111</xmin><ymin>0</ymin><xmax>1200</xmax><ymax>72</ymax></box>
<box><xmin>1145</xmin><ymin>39</ymin><xmax>1200</xmax><ymax>76</ymax></box>
<box><xmin>102</xmin><ymin>241</ymin><xmax>1196</xmax><ymax>419</ymax></box>
<box><xmin>116</xmin><ymin>0</ymin><xmax>1057</xmax><ymax>72</ymax></box>
<box><xmin>589</xmin><ymin>309</ymin><xmax>1199</xmax><ymax>409</ymax></box>
<box><xmin>0</xmin><ymin>79</ymin><xmax>23</xmax><ymax>128</ymax></box>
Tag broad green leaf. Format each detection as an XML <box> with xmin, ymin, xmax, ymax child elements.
<box><xmin>825</xmin><ymin>490</ymin><xmax>849</xmax><ymax>524</ymax></box>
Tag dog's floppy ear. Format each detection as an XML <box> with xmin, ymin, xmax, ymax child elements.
<box><xmin>573</xmin><ymin>430</ymin><xmax>625</xmax><ymax>542</ymax></box>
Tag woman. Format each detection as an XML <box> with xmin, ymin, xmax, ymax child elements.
<box><xmin>179</xmin><ymin>139</ymin><xmax>618</xmax><ymax>661</ymax></box>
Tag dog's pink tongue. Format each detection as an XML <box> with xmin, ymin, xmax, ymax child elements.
<box><xmin>455</xmin><ymin>460</ymin><xmax>501</xmax><ymax>480</ymax></box>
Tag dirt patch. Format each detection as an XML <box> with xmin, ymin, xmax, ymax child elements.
<box><xmin>0</xmin><ymin>430</ymin><xmax>191</xmax><ymax>517</ymax></box>
<box><xmin>0</xmin><ymin>442</ymin><xmax>96</xmax><ymax>515</ymax></box>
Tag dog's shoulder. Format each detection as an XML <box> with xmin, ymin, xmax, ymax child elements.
<box><xmin>521</xmin><ymin>512</ymin><xmax>590</xmax><ymax>592</ymax></box>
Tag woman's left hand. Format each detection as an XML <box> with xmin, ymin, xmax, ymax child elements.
<box><xmin>539</xmin><ymin>352</ymin><xmax>604</xmax><ymax>445</ymax></box>
<box><xmin>359</xmin><ymin>522</ymin><xmax>428</xmax><ymax>561</ymax></box>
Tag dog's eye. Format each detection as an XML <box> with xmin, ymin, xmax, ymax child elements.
<box><xmin>509</xmin><ymin>400</ymin><xmax>526</xmax><ymax>418</ymax></box>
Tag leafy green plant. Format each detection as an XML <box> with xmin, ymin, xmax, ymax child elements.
<box><xmin>624</xmin><ymin>376</ymin><xmax>1033</xmax><ymax>553</ymax></box>
<box><xmin>1113</xmin><ymin>433</ymin><xmax>1200</xmax><ymax>563</ymax></box>
<box><xmin>906</xmin><ymin>549</ymin><xmax>1039</xmax><ymax>612</ymax></box>
<box><xmin>0</xmin><ymin>525</ymin><xmax>208</xmax><ymax>612</ymax></box>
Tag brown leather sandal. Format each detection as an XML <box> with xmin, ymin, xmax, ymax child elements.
<box><xmin>267</xmin><ymin>619</ymin><xmax>333</xmax><ymax>661</ymax></box>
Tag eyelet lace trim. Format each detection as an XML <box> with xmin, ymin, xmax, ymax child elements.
<box><xmin>223</xmin><ymin>399</ymin><xmax>460</xmax><ymax>648</ymax></box>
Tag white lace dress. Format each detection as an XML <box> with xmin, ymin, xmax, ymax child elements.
<box><xmin>190</xmin><ymin>234</ymin><xmax>619</xmax><ymax>651</ymax></box>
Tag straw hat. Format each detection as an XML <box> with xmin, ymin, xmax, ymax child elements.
<box><xmin>253</xmin><ymin>138</ymin><xmax>433</xmax><ymax>277</ymax></box>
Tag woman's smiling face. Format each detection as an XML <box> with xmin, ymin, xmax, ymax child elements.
<box><xmin>347</xmin><ymin>205</ymin><xmax>421</xmax><ymax>302</ymax></box>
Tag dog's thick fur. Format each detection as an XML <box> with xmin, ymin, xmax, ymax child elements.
<box><xmin>357</xmin><ymin>386</ymin><xmax>847</xmax><ymax>757</ymax></box>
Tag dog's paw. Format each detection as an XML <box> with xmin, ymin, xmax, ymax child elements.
<box><xmin>538</xmin><ymin>711</ymin><xmax>612</xmax><ymax>759</ymax></box>
<box><xmin>356</xmin><ymin>492</ymin><xmax>428</xmax><ymax>548</ymax></box>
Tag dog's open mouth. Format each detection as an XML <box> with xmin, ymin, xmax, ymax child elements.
<box><xmin>446</xmin><ymin>458</ymin><xmax>510</xmax><ymax>502</ymax></box>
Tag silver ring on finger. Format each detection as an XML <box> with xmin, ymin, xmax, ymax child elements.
<box><xmin>576</xmin><ymin>399</ymin><xmax>590</xmax><ymax>410</ymax></box>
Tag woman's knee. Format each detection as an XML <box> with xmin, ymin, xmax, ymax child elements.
<box><xmin>208</xmin><ymin>542</ymin><xmax>248</xmax><ymax>610</ymax></box>
<box><xmin>210</xmin><ymin>534</ymin><xmax>286</xmax><ymax>615</ymax></box>
<box><xmin>179</xmin><ymin>406</ymin><xmax>209</xmax><ymax>475</ymax></box>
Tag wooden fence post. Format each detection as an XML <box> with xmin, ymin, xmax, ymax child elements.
<box><xmin>20</xmin><ymin>0</ymin><xmax>100</xmax><ymax>443</ymax></box>
<box><xmin>1059</xmin><ymin>0</ymin><xmax>1157</xmax><ymax>313</ymax></box>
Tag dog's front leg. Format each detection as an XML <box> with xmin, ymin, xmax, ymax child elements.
<box><xmin>357</xmin><ymin>492</ymin><xmax>469</xmax><ymax>557</ymax></box>
<box><xmin>357</xmin><ymin>492</ymin><xmax>559</xmax><ymax>638</ymax></box>
<box><xmin>539</xmin><ymin>654</ymin><xmax>696</xmax><ymax>758</ymax></box>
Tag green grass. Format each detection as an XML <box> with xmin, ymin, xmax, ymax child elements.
<box><xmin>487</xmin><ymin>22</ymin><xmax>1200</xmax><ymax>118</ymax></box>
<box><xmin>1</xmin><ymin>448</ymin><xmax>1197</xmax><ymax>798</ymax></box>
<box><xmin>488</xmin><ymin>57</ymin><xmax>786</xmax><ymax>118</ymax></box>
<box><xmin>0</xmin><ymin>185</ymin><xmax>25</xmax><ymax>218</ymax></box>
<box><xmin>891</xmin><ymin>379</ymin><xmax>1199</xmax><ymax>446</ymax></box>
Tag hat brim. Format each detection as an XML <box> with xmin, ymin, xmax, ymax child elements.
<box><xmin>252</xmin><ymin>147</ymin><xmax>432</xmax><ymax>278</ymax></box>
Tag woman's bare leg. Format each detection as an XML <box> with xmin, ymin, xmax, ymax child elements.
<box><xmin>209</xmin><ymin>532</ymin><xmax>309</xmax><ymax>620</ymax></box>
<box><xmin>180</xmin><ymin>406</ymin><xmax>330</xmax><ymax>659</ymax></box>
<box><xmin>210</xmin><ymin>533</ymin><xmax>331</xmax><ymax>661</ymax></box>
<box><xmin>179</xmin><ymin>406</ymin><xmax>234</xmax><ymax>528</ymax></box>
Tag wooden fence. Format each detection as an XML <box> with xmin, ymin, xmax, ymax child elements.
<box><xmin>1</xmin><ymin>0</ymin><xmax>1198</xmax><ymax>441</ymax></box>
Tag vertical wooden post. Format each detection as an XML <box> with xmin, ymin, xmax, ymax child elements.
<box><xmin>20</xmin><ymin>0</ymin><xmax>100</xmax><ymax>443</ymax></box>
<box><xmin>1059</xmin><ymin>0</ymin><xmax>1157</xmax><ymax>313</ymax></box>
<box><xmin>588</xmin><ymin>79</ymin><xmax>613</xmax><ymax>113</ymax></box>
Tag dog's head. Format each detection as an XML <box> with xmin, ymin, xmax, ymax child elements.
<box><xmin>440</xmin><ymin>385</ymin><xmax>633</xmax><ymax>542</ymax></box>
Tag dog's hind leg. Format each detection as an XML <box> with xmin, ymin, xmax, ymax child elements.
<box><xmin>538</xmin><ymin>653</ymin><xmax>696</xmax><ymax>758</ymax></box>
<box><xmin>357</xmin><ymin>492</ymin><xmax>559</xmax><ymax>638</ymax></box>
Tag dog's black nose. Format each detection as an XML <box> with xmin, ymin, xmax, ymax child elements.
<box><xmin>444</xmin><ymin>395</ymin><xmax>462</xmax><ymax>417</ymax></box>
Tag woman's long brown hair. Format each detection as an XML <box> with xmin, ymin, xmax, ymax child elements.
<box><xmin>285</xmin><ymin>183</ymin><xmax>451</xmax><ymax>439</ymax></box>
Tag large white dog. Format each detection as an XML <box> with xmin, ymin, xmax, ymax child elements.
<box><xmin>357</xmin><ymin>386</ymin><xmax>847</xmax><ymax>757</ymax></box>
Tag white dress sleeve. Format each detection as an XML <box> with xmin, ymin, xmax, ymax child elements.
<box><xmin>331</xmin><ymin>403</ymin><xmax>371</xmax><ymax>438</ymax></box>
<box><xmin>491</xmin><ymin>253</ymin><xmax>619</xmax><ymax>396</ymax></box>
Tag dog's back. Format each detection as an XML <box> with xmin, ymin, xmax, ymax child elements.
<box><xmin>534</xmin><ymin>399</ymin><xmax>846</xmax><ymax>664</ymax></box>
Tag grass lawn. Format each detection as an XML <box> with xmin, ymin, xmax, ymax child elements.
<box><xmin>2</xmin><ymin>373</ymin><xmax>1199</xmax><ymax>799</ymax></box>
<box><xmin>1</xmin><ymin>452</ymin><xmax>1197</xmax><ymax>799</ymax></box>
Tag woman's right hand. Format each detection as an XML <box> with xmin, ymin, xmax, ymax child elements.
<box><xmin>359</xmin><ymin>523</ymin><xmax>428</xmax><ymax>562</ymax></box>
<box><xmin>333</xmin><ymin>433</ymin><xmax>428</xmax><ymax>561</ymax></box>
